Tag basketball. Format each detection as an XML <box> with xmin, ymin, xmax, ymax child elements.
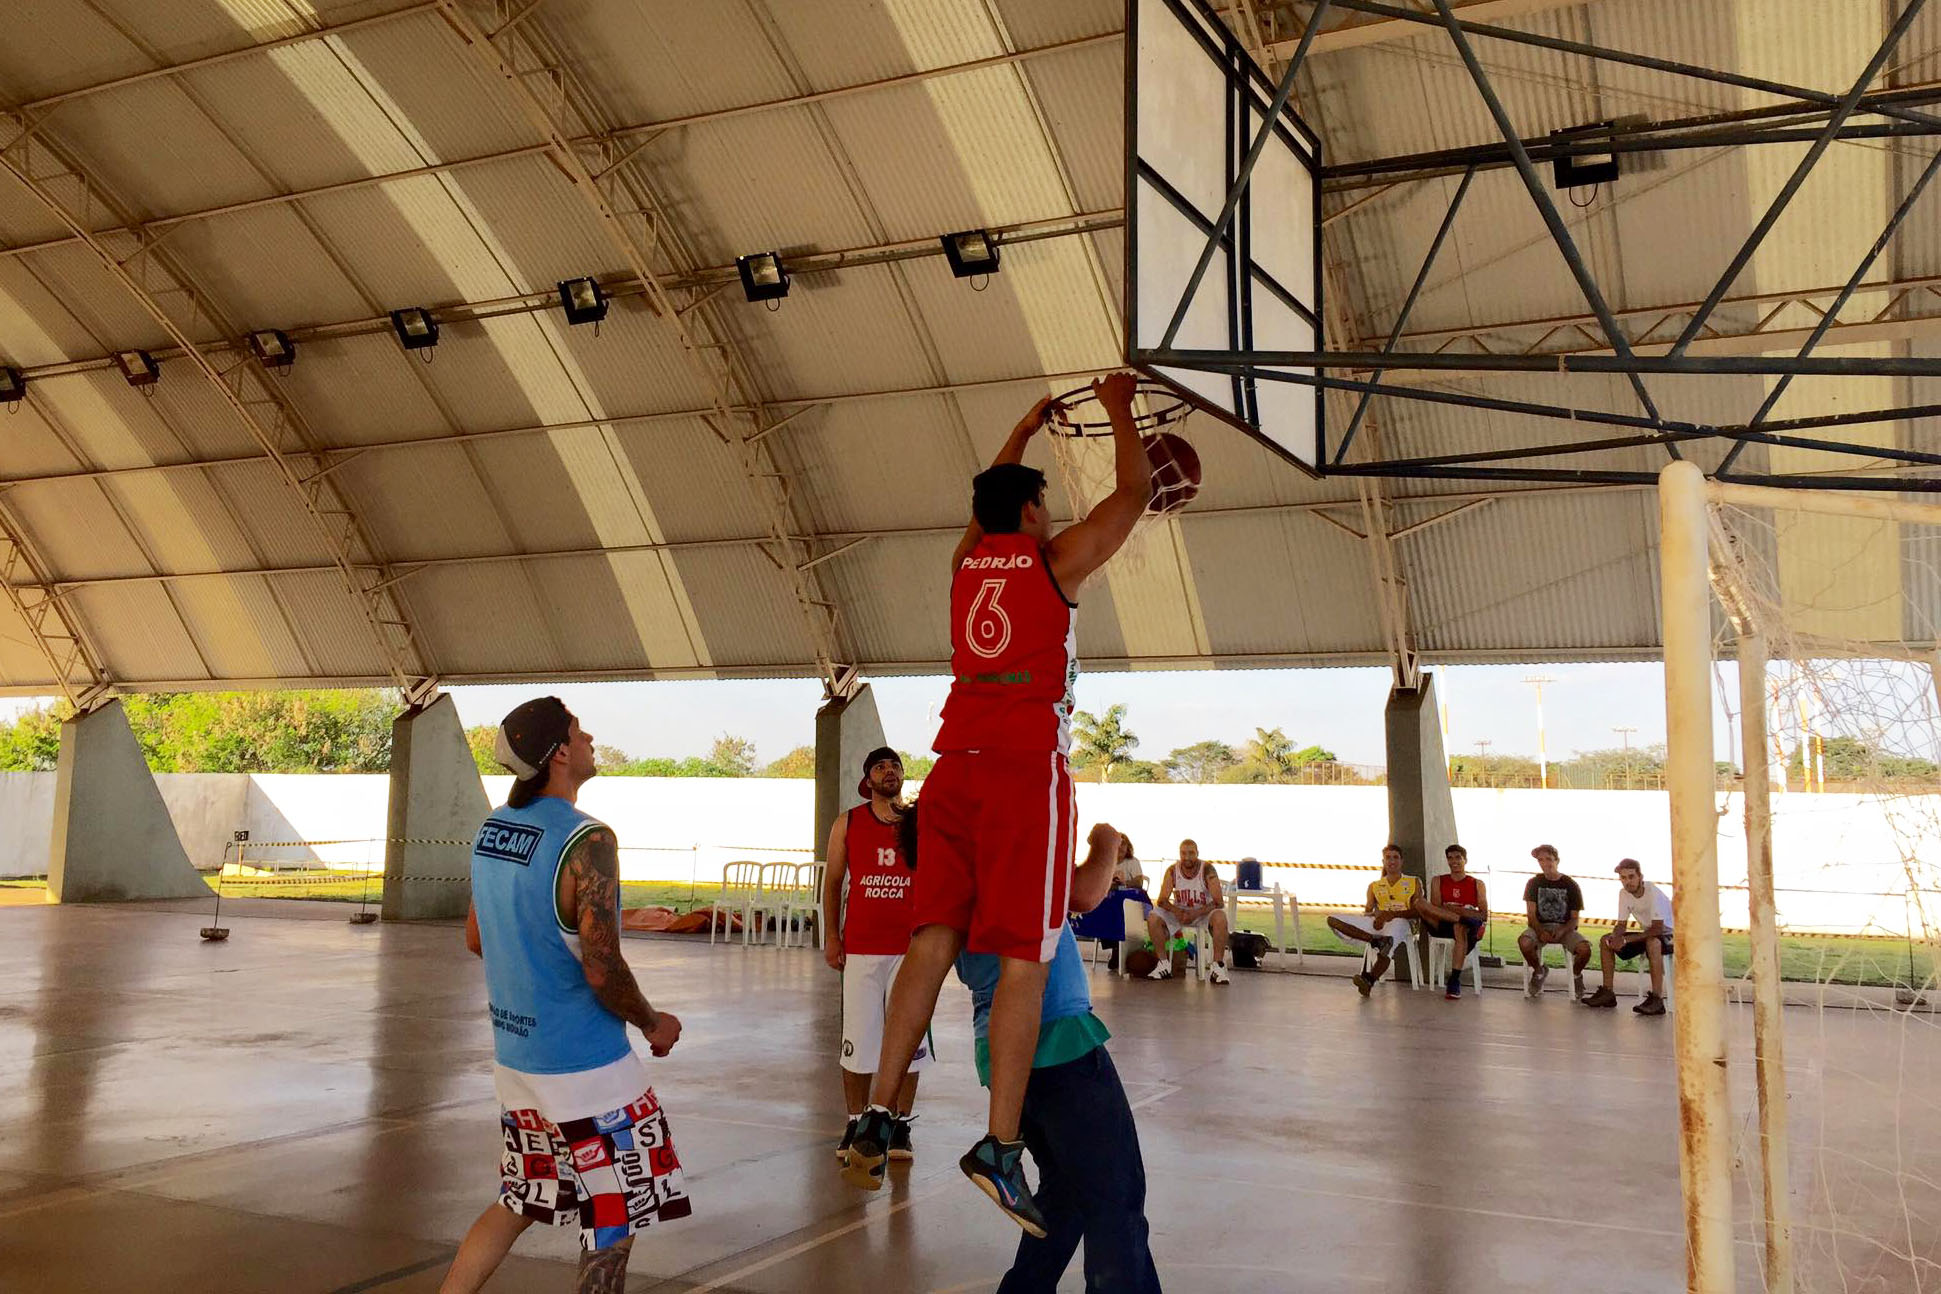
<box><xmin>1143</xmin><ymin>432</ymin><xmax>1201</xmax><ymax>514</ymax></box>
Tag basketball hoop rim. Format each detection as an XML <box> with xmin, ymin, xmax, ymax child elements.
<box><xmin>1043</xmin><ymin>379</ymin><xmax>1194</xmax><ymax>438</ymax></box>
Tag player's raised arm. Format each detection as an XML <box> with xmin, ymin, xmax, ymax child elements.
<box><xmin>1048</xmin><ymin>372</ymin><xmax>1150</xmax><ymax>592</ymax></box>
<box><xmin>952</xmin><ymin>395</ymin><xmax>1060</xmax><ymax>570</ymax></box>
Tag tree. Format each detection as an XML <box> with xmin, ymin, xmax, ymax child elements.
<box><xmin>1242</xmin><ymin>726</ymin><xmax>1297</xmax><ymax>781</ymax></box>
<box><xmin>1107</xmin><ymin>759</ymin><xmax>1166</xmax><ymax>783</ymax></box>
<box><xmin>465</xmin><ymin>725</ymin><xmax>500</xmax><ymax>774</ymax></box>
<box><xmin>595</xmin><ymin>744</ymin><xmax>635</xmax><ymax>772</ymax></box>
<box><xmin>122</xmin><ymin>691</ymin><xmax>396</xmax><ymax>772</ymax></box>
<box><xmin>899</xmin><ymin>751</ymin><xmax>936</xmax><ymax>780</ymax></box>
<box><xmin>0</xmin><ymin>704</ymin><xmax>67</xmax><ymax>771</ymax></box>
<box><xmin>1165</xmin><ymin>739</ymin><xmax>1237</xmax><ymax>784</ymax></box>
<box><xmin>1555</xmin><ymin>743</ymin><xmax>1666</xmax><ymax>790</ymax></box>
<box><xmin>707</xmin><ymin>734</ymin><xmax>758</xmax><ymax>778</ymax></box>
<box><xmin>763</xmin><ymin>745</ymin><xmax>817</xmax><ymax>778</ymax></box>
<box><xmin>1071</xmin><ymin>704</ymin><xmax>1138</xmax><ymax>784</ymax></box>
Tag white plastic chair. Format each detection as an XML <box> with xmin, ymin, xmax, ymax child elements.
<box><xmin>754</xmin><ymin>862</ymin><xmax>796</xmax><ymax>946</ymax></box>
<box><xmin>1428</xmin><ymin>936</ymin><xmax>1484</xmax><ymax>992</ymax></box>
<box><xmin>714</xmin><ymin>861</ymin><xmax>763</xmax><ymax>947</ymax></box>
<box><xmin>1116</xmin><ymin>896</ymin><xmax>1148</xmax><ymax>975</ymax></box>
<box><xmin>1223</xmin><ymin>881</ymin><xmax>1303</xmax><ymax>969</ymax></box>
<box><xmin>1388</xmin><ymin>925</ymin><xmax>1424</xmax><ymax>989</ymax></box>
<box><xmin>778</xmin><ymin>862</ymin><xmax>824</xmax><ymax>950</ymax></box>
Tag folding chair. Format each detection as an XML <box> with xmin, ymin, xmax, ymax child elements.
<box><xmin>779</xmin><ymin>862</ymin><xmax>825</xmax><ymax>950</ymax></box>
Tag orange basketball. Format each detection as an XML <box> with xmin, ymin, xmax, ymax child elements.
<box><xmin>1143</xmin><ymin>432</ymin><xmax>1201</xmax><ymax>514</ymax></box>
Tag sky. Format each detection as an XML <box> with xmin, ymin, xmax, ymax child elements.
<box><xmin>438</xmin><ymin>660</ymin><xmax>1694</xmax><ymax>770</ymax></box>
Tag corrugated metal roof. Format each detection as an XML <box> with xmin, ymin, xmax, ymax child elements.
<box><xmin>3</xmin><ymin>0</ymin><xmax>1940</xmax><ymax>693</ymax></box>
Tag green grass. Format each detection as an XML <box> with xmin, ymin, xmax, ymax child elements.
<box><xmin>1228</xmin><ymin>908</ymin><xmax>1932</xmax><ymax>988</ymax></box>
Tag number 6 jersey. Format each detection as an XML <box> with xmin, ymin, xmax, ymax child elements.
<box><xmin>934</xmin><ymin>532</ymin><xmax>1078</xmax><ymax>755</ymax></box>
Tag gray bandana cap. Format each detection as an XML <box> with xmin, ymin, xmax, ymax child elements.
<box><xmin>496</xmin><ymin>696</ymin><xmax>571</xmax><ymax>780</ymax></box>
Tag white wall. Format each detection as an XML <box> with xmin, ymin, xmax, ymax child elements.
<box><xmin>2</xmin><ymin>771</ymin><xmax>1934</xmax><ymax>936</ymax></box>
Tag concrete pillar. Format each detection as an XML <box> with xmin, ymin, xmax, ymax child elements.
<box><xmin>48</xmin><ymin>699</ymin><xmax>206</xmax><ymax>902</ymax></box>
<box><xmin>1385</xmin><ymin>672</ymin><xmax>1460</xmax><ymax>975</ymax></box>
<box><xmin>814</xmin><ymin>684</ymin><xmax>887</xmax><ymax>858</ymax></box>
<box><xmin>382</xmin><ymin>693</ymin><xmax>488</xmax><ymax>922</ymax></box>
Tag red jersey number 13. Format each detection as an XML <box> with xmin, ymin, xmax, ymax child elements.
<box><xmin>967</xmin><ymin>579</ymin><xmax>1011</xmax><ymax>659</ymax></box>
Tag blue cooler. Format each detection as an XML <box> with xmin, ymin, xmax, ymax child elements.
<box><xmin>1236</xmin><ymin>857</ymin><xmax>1263</xmax><ymax>891</ymax></box>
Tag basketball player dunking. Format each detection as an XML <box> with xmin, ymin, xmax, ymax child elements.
<box><xmin>842</xmin><ymin>371</ymin><xmax>1151</xmax><ymax>1236</ymax></box>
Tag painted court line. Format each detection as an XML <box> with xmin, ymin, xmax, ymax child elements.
<box><xmin>683</xmin><ymin>1176</ymin><xmax>959</xmax><ymax>1294</ymax></box>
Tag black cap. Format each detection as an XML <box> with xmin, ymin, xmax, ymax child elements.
<box><xmin>861</xmin><ymin>746</ymin><xmax>901</xmax><ymax>777</ymax></box>
<box><xmin>496</xmin><ymin>696</ymin><xmax>571</xmax><ymax>780</ymax></box>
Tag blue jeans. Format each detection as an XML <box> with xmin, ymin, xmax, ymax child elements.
<box><xmin>998</xmin><ymin>1046</ymin><xmax>1162</xmax><ymax>1293</ymax></box>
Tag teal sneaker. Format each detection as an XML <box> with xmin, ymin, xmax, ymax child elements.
<box><xmin>959</xmin><ymin>1135</ymin><xmax>1047</xmax><ymax>1238</ymax></box>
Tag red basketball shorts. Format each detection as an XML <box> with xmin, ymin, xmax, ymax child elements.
<box><xmin>913</xmin><ymin>749</ymin><xmax>1076</xmax><ymax>962</ymax></box>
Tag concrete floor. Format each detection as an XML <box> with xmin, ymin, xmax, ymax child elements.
<box><xmin>2</xmin><ymin>905</ymin><xmax>1935</xmax><ymax>1293</ymax></box>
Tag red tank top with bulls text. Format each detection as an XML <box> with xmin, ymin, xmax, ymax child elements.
<box><xmin>1438</xmin><ymin>873</ymin><xmax>1479</xmax><ymax>909</ymax></box>
<box><xmin>934</xmin><ymin>532</ymin><xmax>1077</xmax><ymax>753</ymax></box>
<box><xmin>842</xmin><ymin>805</ymin><xmax>917</xmax><ymax>956</ymax></box>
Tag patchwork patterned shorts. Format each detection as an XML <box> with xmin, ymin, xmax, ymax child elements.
<box><xmin>498</xmin><ymin>1088</ymin><xmax>693</xmax><ymax>1251</ymax></box>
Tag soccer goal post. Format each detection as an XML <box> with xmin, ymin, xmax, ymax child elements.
<box><xmin>1660</xmin><ymin>459</ymin><xmax>1941</xmax><ymax>1294</ymax></box>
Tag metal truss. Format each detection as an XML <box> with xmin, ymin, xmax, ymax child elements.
<box><xmin>0</xmin><ymin>120</ymin><xmax>438</xmax><ymax>702</ymax></box>
<box><xmin>430</xmin><ymin>0</ymin><xmax>858</xmax><ymax>696</ymax></box>
<box><xmin>1147</xmin><ymin>0</ymin><xmax>1941</xmax><ymax>490</ymax></box>
<box><xmin>0</xmin><ymin>499</ymin><xmax>110</xmax><ymax>711</ymax></box>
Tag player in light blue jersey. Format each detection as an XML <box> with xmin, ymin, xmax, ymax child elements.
<box><xmin>441</xmin><ymin>697</ymin><xmax>689</xmax><ymax>1294</ymax></box>
<box><xmin>954</xmin><ymin>822</ymin><xmax>1161</xmax><ymax>1292</ymax></box>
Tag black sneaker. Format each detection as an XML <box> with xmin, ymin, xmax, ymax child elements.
<box><xmin>1445</xmin><ymin>972</ymin><xmax>1462</xmax><ymax>1000</ymax></box>
<box><xmin>959</xmin><ymin>1135</ymin><xmax>1048</xmax><ymax>1238</ymax></box>
<box><xmin>1352</xmin><ymin>971</ymin><xmax>1373</xmax><ymax>998</ymax></box>
<box><xmin>889</xmin><ymin>1114</ymin><xmax>915</xmax><ymax>1162</ymax></box>
<box><xmin>836</xmin><ymin>1116</ymin><xmax>859</xmax><ymax>1164</ymax></box>
<box><xmin>840</xmin><ymin>1107</ymin><xmax>896</xmax><ymax>1191</ymax></box>
<box><xmin>1634</xmin><ymin>992</ymin><xmax>1667</xmax><ymax>1016</ymax></box>
<box><xmin>1581</xmin><ymin>986</ymin><xmax>1619</xmax><ymax>1008</ymax></box>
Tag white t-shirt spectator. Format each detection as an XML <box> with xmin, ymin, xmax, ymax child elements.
<box><xmin>1618</xmin><ymin>881</ymin><xmax>1673</xmax><ymax>933</ymax></box>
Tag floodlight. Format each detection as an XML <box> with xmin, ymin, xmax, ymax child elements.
<box><xmin>736</xmin><ymin>253</ymin><xmax>790</xmax><ymax>303</ymax></box>
<box><xmin>116</xmin><ymin>350</ymin><xmax>160</xmax><ymax>387</ymax></box>
<box><xmin>941</xmin><ymin>229</ymin><xmax>1001</xmax><ymax>279</ymax></box>
<box><xmin>0</xmin><ymin>366</ymin><xmax>23</xmax><ymax>404</ymax></box>
<box><xmin>1551</xmin><ymin>122</ymin><xmax>1620</xmax><ymax>189</ymax></box>
<box><xmin>390</xmin><ymin>307</ymin><xmax>440</xmax><ymax>351</ymax></box>
<box><xmin>558</xmin><ymin>277</ymin><xmax>609</xmax><ymax>326</ymax></box>
<box><xmin>249</xmin><ymin>329</ymin><xmax>295</xmax><ymax>371</ymax></box>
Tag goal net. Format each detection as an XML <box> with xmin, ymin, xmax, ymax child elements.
<box><xmin>1661</xmin><ymin>462</ymin><xmax>1941</xmax><ymax>1293</ymax></box>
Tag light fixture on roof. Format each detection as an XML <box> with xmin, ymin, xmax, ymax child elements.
<box><xmin>736</xmin><ymin>252</ymin><xmax>790</xmax><ymax>307</ymax></box>
<box><xmin>0</xmin><ymin>366</ymin><xmax>23</xmax><ymax>407</ymax></box>
<box><xmin>941</xmin><ymin>229</ymin><xmax>1001</xmax><ymax>285</ymax></box>
<box><xmin>558</xmin><ymin>277</ymin><xmax>610</xmax><ymax>328</ymax></box>
<box><xmin>116</xmin><ymin>350</ymin><xmax>160</xmax><ymax>389</ymax></box>
<box><xmin>390</xmin><ymin>307</ymin><xmax>440</xmax><ymax>357</ymax></box>
<box><xmin>1550</xmin><ymin>121</ymin><xmax>1620</xmax><ymax>191</ymax></box>
<box><xmin>249</xmin><ymin>329</ymin><xmax>296</xmax><ymax>372</ymax></box>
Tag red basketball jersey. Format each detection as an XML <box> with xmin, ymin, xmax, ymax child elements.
<box><xmin>934</xmin><ymin>532</ymin><xmax>1077</xmax><ymax>754</ymax></box>
<box><xmin>842</xmin><ymin>804</ymin><xmax>917</xmax><ymax>956</ymax></box>
<box><xmin>1438</xmin><ymin>873</ymin><xmax>1479</xmax><ymax>909</ymax></box>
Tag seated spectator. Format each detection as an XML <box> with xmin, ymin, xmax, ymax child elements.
<box><xmin>1519</xmin><ymin>843</ymin><xmax>1591</xmax><ymax>1000</ymax></box>
<box><xmin>1144</xmin><ymin>840</ymin><xmax>1231</xmax><ymax>985</ymax></box>
<box><xmin>1325</xmin><ymin>844</ymin><xmax>1420</xmax><ymax>996</ymax></box>
<box><xmin>1414</xmin><ymin>844</ymin><xmax>1488</xmax><ymax>1000</ymax></box>
<box><xmin>1582</xmin><ymin>858</ymin><xmax>1673</xmax><ymax>1015</ymax></box>
<box><xmin>1112</xmin><ymin>835</ymin><xmax>1146</xmax><ymax>890</ymax></box>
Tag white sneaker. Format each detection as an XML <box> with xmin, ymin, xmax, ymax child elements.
<box><xmin>1208</xmin><ymin>962</ymin><xmax>1231</xmax><ymax>985</ymax></box>
<box><xmin>1527</xmin><ymin>965</ymin><xmax>1549</xmax><ymax>998</ymax></box>
<box><xmin>1148</xmin><ymin>961</ymin><xmax>1173</xmax><ymax>980</ymax></box>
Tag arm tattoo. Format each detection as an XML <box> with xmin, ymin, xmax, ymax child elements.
<box><xmin>568</xmin><ymin>828</ymin><xmax>658</xmax><ymax>1034</ymax></box>
<box><xmin>577</xmin><ymin>1239</ymin><xmax>633</xmax><ymax>1293</ymax></box>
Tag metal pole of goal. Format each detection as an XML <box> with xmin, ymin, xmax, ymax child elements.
<box><xmin>1658</xmin><ymin>460</ymin><xmax>1735</xmax><ymax>1293</ymax></box>
<box><xmin>1738</xmin><ymin>634</ymin><xmax>1794</xmax><ymax>1294</ymax></box>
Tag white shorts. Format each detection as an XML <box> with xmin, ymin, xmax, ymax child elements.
<box><xmin>1330</xmin><ymin>913</ymin><xmax>1412</xmax><ymax>940</ymax></box>
<box><xmin>1156</xmin><ymin>909</ymin><xmax>1216</xmax><ymax>938</ymax></box>
<box><xmin>840</xmin><ymin>953</ymin><xmax>935</xmax><ymax>1076</ymax></box>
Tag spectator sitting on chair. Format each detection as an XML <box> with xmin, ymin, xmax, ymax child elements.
<box><xmin>1112</xmin><ymin>835</ymin><xmax>1146</xmax><ymax>891</ymax></box>
<box><xmin>1325</xmin><ymin>844</ymin><xmax>1420</xmax><ymax>997</ymax></box>
<box><xmin>1519</xmin><ymin>844</ymin><xmax>1591</xmax><ymax>1001</ymax></box>
<box><xmin>1414</xmin><ymin>844</ymin><xmax>1488</xmax><ymax>1000</ymax></box>
<box><xmin>1144</xmin><ymin>840</ymin><xmax>1231</xmax><ymax>984</ymax></box>
<box><xmin>1582</xmin><ymin>858</ymin><xmax>1674</xmax><ymax>1015</ymax></box>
